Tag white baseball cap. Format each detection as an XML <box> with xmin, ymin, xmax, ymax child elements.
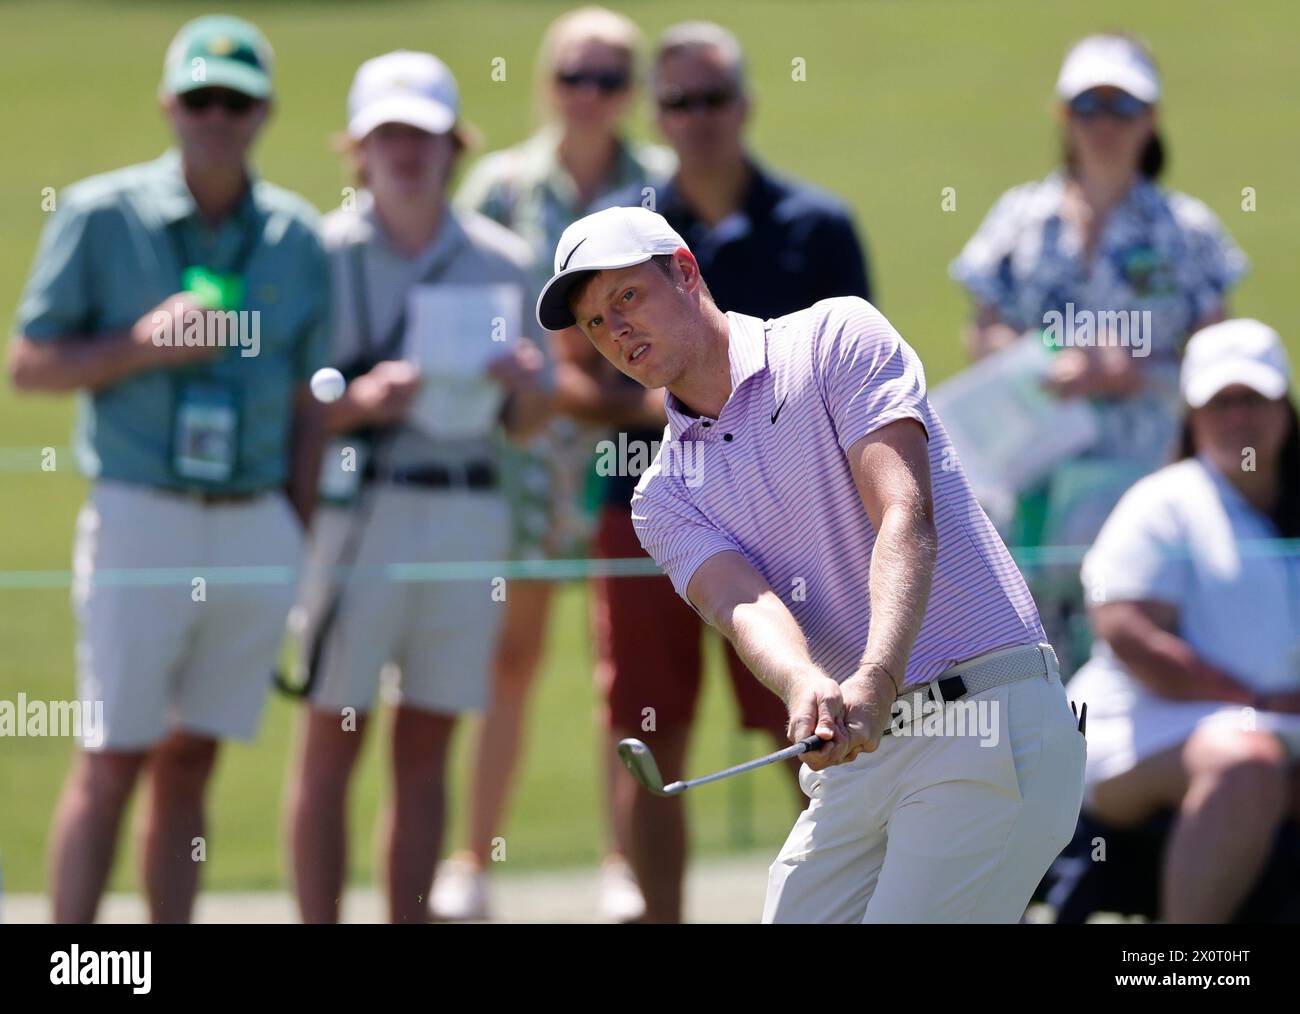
<box><xmin>536</xmin><ymin>206</ymin><xmax>688</xmax><ymax>331</ymax></box>
<box><xmin>347</xmin><ymin>50</ymin><xmax>463</xmax><ymax>141</ymax></box>
<box><xmin>1056</xmin><ymin>35</ymin><xmax>1161</xmax><ymax>104</ymax></box>
<box><xmin>1181</xmin><ymin>319</ymin><xmax>1291</xmax><ymax>408</ymax></box>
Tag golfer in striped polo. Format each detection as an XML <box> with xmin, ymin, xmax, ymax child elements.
<box><xmin>536</xmin><ymin>206</ymin><xmax>1087</xmax><ymax>922</ymax></box>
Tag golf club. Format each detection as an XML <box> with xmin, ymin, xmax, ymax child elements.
<box><xmin>617</xmin><ymin>734</ymin><xmax>826</xmax><ymax>796</ymax></box>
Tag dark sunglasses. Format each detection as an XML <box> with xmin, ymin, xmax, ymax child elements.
<box><xmin>657</xmin><ymin>87</ymin><xmax>735</xmax><ymax>114</ymax></box>
<box><xmin>556</xmin><ymin>68</ymin><xmax>630</xmax><ymax>94</ymax></box>
<box><xmin>179</xmin><ymin>88</ymin><xmax>259</xmax><ymax>115</ymax></box>
<box><xmin>1068</xmin><ymin>89</ymin><xmax>1150</xmax><ymax>121</ymax></box>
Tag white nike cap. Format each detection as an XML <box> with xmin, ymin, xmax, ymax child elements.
<box><xmin>348</xmin><ymin>50</ymin><xmax>463</xmax><ymax>141</ymax></box>
<box><xmin>1056</xmin><ymin>35</ymin><xmax>1161</xmax><ymax>104</ymax></box>
<box><xmin>536</xmin><ymin>206</ymin><xmax>688</xmax><ymax>331</ymax></box>
<box><xmin>1181</xmin><ymin>319</ymin><xmax>1291</xmax><ymax>408</ymax></box>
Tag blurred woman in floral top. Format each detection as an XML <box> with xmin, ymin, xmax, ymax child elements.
<box><xmin>950</xmin><ymin>32</ymin><xmax>1247</xmax><ymax>672</ymax></box>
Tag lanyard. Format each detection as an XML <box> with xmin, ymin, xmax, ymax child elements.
<box><xmin>167</xmin><ymin>213</ymin><xmax>263</xmax><ymax>285</ymax></box>
<box><xmin>347</xmin><ymin>226</ymin><xmax>461</xmax><ymax>361</ymax></box>
<box><xmin>164</xmin><ymin>214</ymin><xmax>262</xmax><ymax>388</ymax></box>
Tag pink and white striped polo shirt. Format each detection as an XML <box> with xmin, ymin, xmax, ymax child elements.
<box><xmin>630</xmin><ymin>296</ymin><xmax>1045</xmax><ymax>688</ymax></box>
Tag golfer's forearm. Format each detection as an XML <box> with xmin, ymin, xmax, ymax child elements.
<box><xmin>857</xmin><ymin>503</ymin><xmax>937</xmax><ymax>682</ymax></box>
<box><xmin>9</xmin><ymin>331</ymin><xmax>146</xmax><ymax>393</ymax></box>
<box><xmin>721</xmin><ymin>594</ymin><xmax>823</xmax><ymax>704</ymax></box>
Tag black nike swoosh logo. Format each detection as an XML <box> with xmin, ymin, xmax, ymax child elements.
<box><xmin>770</xmin><ymin>394</ymin><xmax>788</xmax><ymax>424</ymax></box>
<box><xmin>559</xmin><ymin>237</ymin><xmax>587</xmax><ymax>271</ymax></box>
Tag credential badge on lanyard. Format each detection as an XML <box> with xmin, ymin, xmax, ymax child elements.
<box><xmin>168</xmin><ymin>217</ymin><xmax>260</xmax><ymax>486</ymax></box>
<box><xmin>173</xmin><ymin>380</ymin><xmax>241</xmax><ymax>483</ymax></box>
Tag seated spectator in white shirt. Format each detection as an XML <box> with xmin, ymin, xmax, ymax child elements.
<box><xmin>1071</xmin><ymin>318</ymin><xmax>1300</xmax><ymax>923</ymax></box>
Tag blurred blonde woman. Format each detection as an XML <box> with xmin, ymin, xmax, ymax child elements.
<box><xmin>437</xmin><ymin>6</ymin><xmax>673</xmax><ymax>921</ymax></box>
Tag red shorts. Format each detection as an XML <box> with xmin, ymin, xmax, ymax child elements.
<box><xmin>591</xmin><ymin>504</ymin><xmax>789</xmax><ymax>734</ymax></box>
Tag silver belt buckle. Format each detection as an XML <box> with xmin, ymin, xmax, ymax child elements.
<box><xmin>1038</xmin><ymin>643</ymin><xmax>1059</xmax><ymax>681</ymax></box>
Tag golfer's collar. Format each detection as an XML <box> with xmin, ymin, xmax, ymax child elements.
<box><xmin>664</xmin><ymin>312</ymin><xmax>768</xmax><ymax>440</ymax></box>
<box><xmin>726</xmin><ymin>311</ymin><xmax>768</xmax><ymax>391</ymax></box>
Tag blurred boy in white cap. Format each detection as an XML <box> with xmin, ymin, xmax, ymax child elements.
<box><xmin>284</xmin><ymin>50</ymin><xmax>551</xmax><ymax>924</ymax></box>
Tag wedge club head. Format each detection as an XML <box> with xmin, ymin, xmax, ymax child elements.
<box><xmin>616</xmin><ymin>738</ymin><xmax>684</xmax><ymax>797</ymax></box>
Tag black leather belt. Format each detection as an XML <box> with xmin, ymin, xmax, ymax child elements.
<box><xmin>913</xmin><ymin>674</ymin><xmax>968</xmax><ymax>706</ymax></box>
<box><xmin>881</xmin><ymin>675</ymin><xmax>968</xmax><ymax>736</ymax></box>
<box><xmin>366</xmin><ymin>461</ymin><xmax>498</xmax><ymax>491</ymax></box>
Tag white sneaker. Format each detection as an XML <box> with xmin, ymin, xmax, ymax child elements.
<box><xmin>430</xmin><ymin>853</ymin><xmax>491</xmax><ymax>921</ymax></box>
<box><xmin>598</xmin><ymin>854</ymin><xmax>646</xmax><ymax>922</ymax></box>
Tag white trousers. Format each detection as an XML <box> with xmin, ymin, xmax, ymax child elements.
<box><xmin>763</xmin><ymin>658</ymin><xmax>1086</xmax><ymax>923</ymax></box>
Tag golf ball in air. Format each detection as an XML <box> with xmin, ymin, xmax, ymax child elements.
<box><xmin>310</xmin><ymin>367</ymin><xmax>346</xmax><ymax>403</ymax></box>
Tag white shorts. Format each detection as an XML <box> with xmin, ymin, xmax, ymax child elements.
<box><xmin>293</xmin><ymin>487</ymin><xmax>510</xmax><ymax>716</ymax></box>
<box><xmin>1067</xmin><ymin>661</ymin><xmax>1300</xmax><ymax>810</ymax></box>
<box><xmin>763</xmin><ymin>660</ymin><xmax>1086</xmax><ymax>923</ymax></box>
<box><xmin>72</xmin><ymin>480</ymin><xmax>304</xmax><ymax>751</ymax></box>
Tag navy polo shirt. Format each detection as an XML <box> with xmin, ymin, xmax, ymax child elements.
<box><xmin>603</xmin><ymin>161</ymin><xmax>872</xmax><ymax>506</ymax></box>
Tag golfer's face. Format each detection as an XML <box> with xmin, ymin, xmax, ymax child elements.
<box><xmin>572</xmin><ymin>259</ymin><xmax>690</xmax><ymax>388</ymax></box>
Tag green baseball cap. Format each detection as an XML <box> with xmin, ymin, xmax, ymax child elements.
<box><xmin>161</xmin><ymin>15</ymin><xmax>274</xmax><ymax>99</ymax></box>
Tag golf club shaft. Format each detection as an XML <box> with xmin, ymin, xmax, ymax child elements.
<box><xmin>664</xmin><ymin>734</ymin><xmax>824</xmax><ymax>793</ymax></box>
